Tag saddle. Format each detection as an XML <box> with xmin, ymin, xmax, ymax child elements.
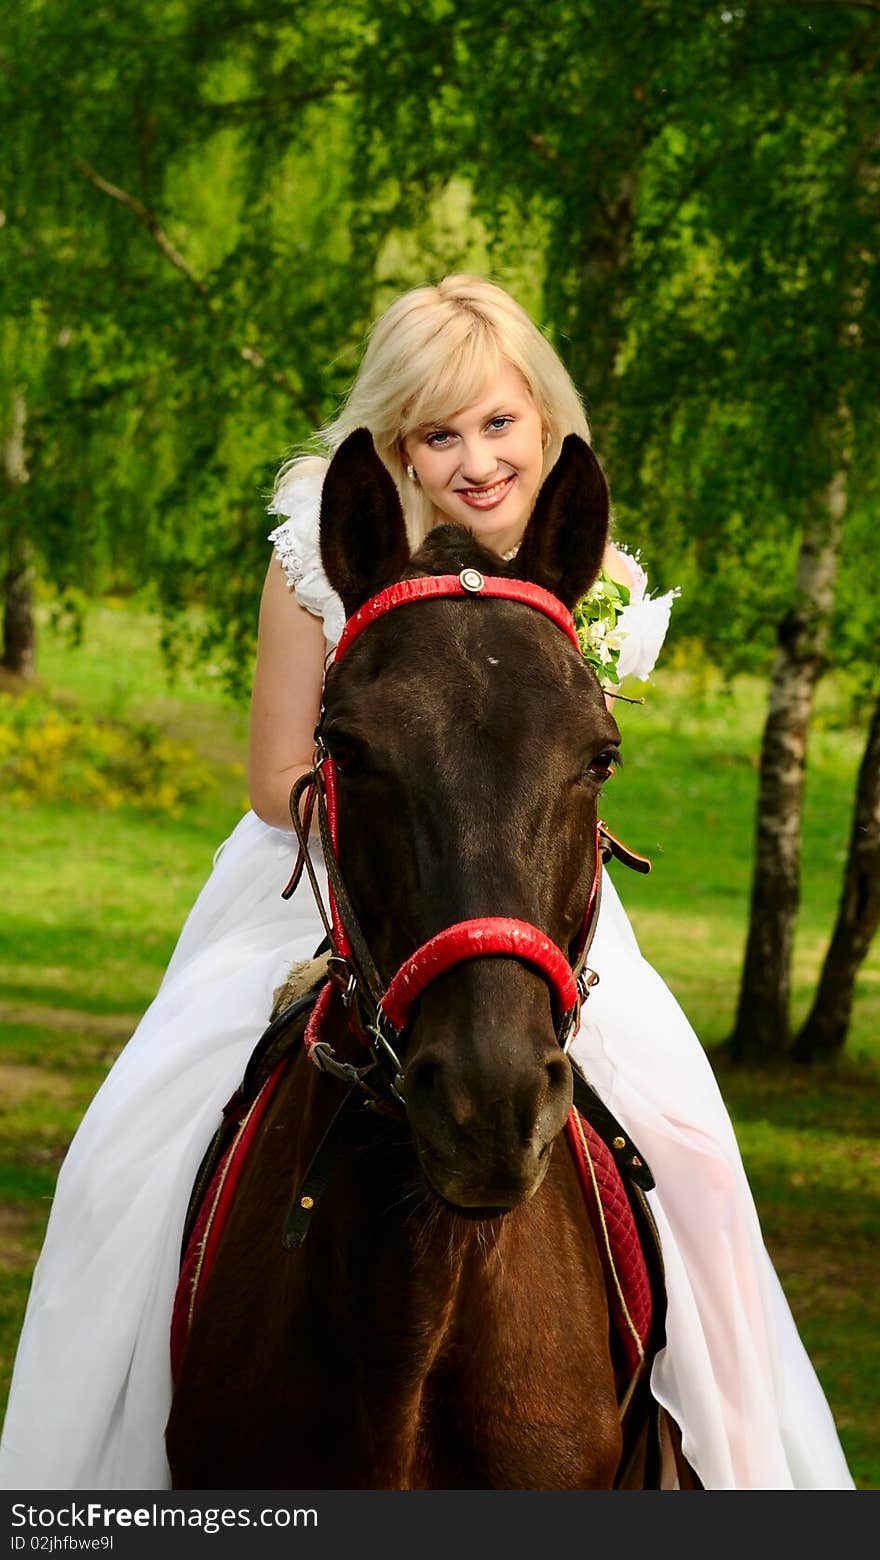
<box><xmin>174</xmin><ymin>967</ymin><xmax>670</xmax><ymax>1487</ymax></box>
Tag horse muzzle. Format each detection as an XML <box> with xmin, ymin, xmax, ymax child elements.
<box><xmin>404</xmin><ymin>1004</ymin><xmax>574</xmax><ymax>1210</ymax></box>
<box><xmin>415</xmin><ymin>1146</ymin><xmax>554</xmax><ymax>1213</ymax></box>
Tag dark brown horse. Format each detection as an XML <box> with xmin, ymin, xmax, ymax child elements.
<box><xmin>166</xmin><ymin>430</ymin><xmax>653</xmax><ymax>1490</ymax></box>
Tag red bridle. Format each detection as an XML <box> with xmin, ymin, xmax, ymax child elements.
<box><xmin>335</xmin><ymin>569</ymin><xmax>582</xmax><ymax>659</ymax></box>
<box><xmin>287</xmin><ymin>568</ymin><xmax>604</xmax><ymax>1105</ymax></box>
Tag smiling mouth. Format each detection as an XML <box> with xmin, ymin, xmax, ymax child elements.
<box><xmin>455</xmin><ymin>474</ymin><xmax>515</xmax><ymax>509</ymax></box>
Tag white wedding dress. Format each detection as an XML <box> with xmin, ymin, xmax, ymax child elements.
<box><xmin>0</xmin><ymin>473</ymin><xmax>855</xmax><ymax>1492</ymax></box>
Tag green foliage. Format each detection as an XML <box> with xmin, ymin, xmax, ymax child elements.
<box><xmin>3</xmin><ymin>0</ymin><xmax>877</xmax><ymax>690</ymax></box>
<box><xmin>349</xmin><ymin>0</ymin><xmax>880</xmax><ymax>675</ymax></box>
<box><xmin>0</xmin><ymin>690</ymin><xmax>214</xmax><ymax>815</ymax></box>
<box><xmin>572</xmin><ymin>569</ymin><xmax>631</xmax><ymax>686</ymax></box>
<box><xmin>0</xmin><ymin>0</ymin><xmax>387</xmax><ymax>689</ymax></box>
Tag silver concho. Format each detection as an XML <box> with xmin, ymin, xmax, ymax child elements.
<box><xmin>459</xmin><ymin>568</ymin><xmax>485</xmax><ymax>593</ymax></box>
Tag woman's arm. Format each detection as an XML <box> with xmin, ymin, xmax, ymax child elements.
<box><xmin>248</xmin><ymin>557</ymin><xmax>327</xmax><ymax>831</ymax></box>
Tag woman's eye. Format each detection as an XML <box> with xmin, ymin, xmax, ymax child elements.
<box><xmin>425</xmin><ymin>429</ymin><xmax>453</xmax><ymax>448</ymax></box>
<box><xmin>487</xmin><ymin>415</ymin><xmax>513</xmax><ymax>432</ymax></box>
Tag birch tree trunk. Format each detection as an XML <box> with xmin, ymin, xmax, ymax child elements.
<box><xmin>729</xmin><ymin>455</ymin><xmax>849</xmax><ymax>1064</ymax></box>
<box><xmin>2</xmin><ymin>394</ymin><xmax>34</xmax><ymax>678</ymax></box>
<box><xmin>792</xmin><ymin>692</ymin><xmax>880</xmax><ymax>1061</ymax></box>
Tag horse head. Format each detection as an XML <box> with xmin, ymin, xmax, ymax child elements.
<box><xmin>318</xmin><ymin>429</ymin><xmax>619</xmax><ymax>1214</ymax></box>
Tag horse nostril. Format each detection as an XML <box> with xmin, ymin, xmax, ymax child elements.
<box><xmin>530</xmin><ymin>1050</ymin><xmax>573</xmax><ymax>1144</ymax></box>
<box><xmin>406</xmin><ymin>1055</ymin><xmax>442</xmax><ymax>1102</ymax></box>
<box><xmin>546</xmin><ymin>1052</ymin><xmax>571</xmax><ymax>1099</ymax></box>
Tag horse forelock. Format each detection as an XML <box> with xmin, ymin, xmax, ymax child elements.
<box><xmin>403</xmin><ymin>521</ymin><xmax>511</xmax><ymax>581</ymax></box>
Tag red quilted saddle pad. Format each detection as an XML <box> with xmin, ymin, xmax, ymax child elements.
<box><xmin>564</xmin><ymin>1109</ymin><xmax>653</xmax><ymax>1375</ymax></box>
<box><xmin>171</xmin><ymin>1060</ymin><xmax>286</xmax><ymax>1381</ymax></box>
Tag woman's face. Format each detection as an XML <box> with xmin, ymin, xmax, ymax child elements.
<box><xmin>403</xmin><ymin>363</ymin><xmax>547</xmax><ymax>557</ymax></box>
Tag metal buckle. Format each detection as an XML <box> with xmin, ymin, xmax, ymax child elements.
<box><xmin>365</xmin><ymin>1009</ymin><xmax>406</xmax><ymax>1104</ymax></box>
<box><xmin>559</xmin><ymin>971</ymin><xmax>599</xmax><ymax>1055</ymax></box>
<box><xmin>327</xmin><ymin>955</ymin><xmax>358</xmax><ymax>1008</ymax></box>
<box><xmin>309</xmin><ymin>1043</ymin><xmax>371</xmax><ymax>1089</ymax></box>
<box><xmin>579</xmin><ymin>968</ymin><xmax>600</xmax><ymax>999</ymax></box>
<box><xmin>558</xmin><ymin>1003</ymin><xmax>580</xmax><ymax>1055</ymax></box>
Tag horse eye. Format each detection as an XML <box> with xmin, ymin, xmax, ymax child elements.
<box><xmin>332</xmin><ymin>743</ymin><xmax>358</xmax><ymax>774</ymax></box>
<box><xmin>587</xmin><ymin>747</ymin><xmax>621</xmax><ymax>783</ymax></box>
<box><xmin>323</xmin><ymin>730</ymin><xmax>365</xmax><ymax>776</ymax></box>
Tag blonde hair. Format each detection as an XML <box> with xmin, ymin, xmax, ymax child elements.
<box><xmin>273</xmin><ymin>274</ymin><xmax>592</xmax><ymax>548</ymax></box>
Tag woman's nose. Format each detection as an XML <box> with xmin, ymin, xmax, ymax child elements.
<box><xmin>459</xmin><ymin>438</ymin><xmax>498</xmax><ymax>486</ymax></box>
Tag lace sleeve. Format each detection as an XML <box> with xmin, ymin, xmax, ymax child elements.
<box><xmin>613</xmin><ymin>548</ymin><xmax>680</xmax><ymax>683</ymax></box>
<box><xmin>266</xmin><ymin>468</ymin><xmax>346</xmax><ymax>648</ymax></box>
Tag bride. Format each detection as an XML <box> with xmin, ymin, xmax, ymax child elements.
<box><xmin>0</xmin><ymin>274</ymin><xmax>854</xmax><ymax>1491</ymax></box>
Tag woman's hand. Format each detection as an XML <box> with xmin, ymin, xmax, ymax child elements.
<box><xmin>600</xmin><ymin>544</ymin><xmax>636</xmax><ymax>713</ymax></box>
<box><xmin>602</xmin><ymin>542</ymin><xmax>636</xmax><ymax>593</ymax></box>
<box><xmin>248</xmin><ymin>558</ymin><xmax>327</xmax><ymax>831</ymax></box>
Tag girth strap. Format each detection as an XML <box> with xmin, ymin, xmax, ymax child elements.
<box><xmin>282</xmin><ymin>1083</ymin><xmax>365</xmax><ymax>1250</ymax></box>
<box><xmin>571</xmin><ymin>1063</ymin><xmax>654</xmax><ymax>1191</ymax></box>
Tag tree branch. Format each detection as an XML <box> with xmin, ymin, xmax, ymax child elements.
<box><xmin>73</xmin><ymin>157</ymin><xmax>314</xmax><ymax>411</ymax></box>
<box><xmin>74</xmin><ymin>157</ymin><xmax>209</xmax><ymax>295</ymax></box>
<box><xmin>193</xmin><ymin>81</ymin><xmax>349</xmax><ymax>121</ymax></box>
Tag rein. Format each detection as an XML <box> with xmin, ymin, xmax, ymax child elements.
<box><xmin>282</xmin><ymin>569</ymin><xmax>649</xmax><ymax>1114</ymax></box>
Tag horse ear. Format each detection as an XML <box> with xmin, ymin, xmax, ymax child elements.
<box><xmin>513</xmin><ymin>434</ymin><xmax>610</xmax><ymax>608</ymax></box>
<box><xmin>319</xmin><ymin>428</ymin><xmax>411</xmax><ymax>618</ymax></box>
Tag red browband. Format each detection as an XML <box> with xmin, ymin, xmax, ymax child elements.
<box><xmin>334</xmin><ymin>572</ymin><xmax>581</xmax><ymax>660</ymax></box>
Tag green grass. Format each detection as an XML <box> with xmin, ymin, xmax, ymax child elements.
<box><xmin>603</xmin><ymin>671</ymin><xmax>879</xmax><ymax>1055</ymax></box>
<box><xmin>0</xmin><ymin>805</ymin><xmax>245</xmax><ymax>1015</ymax></box>
<box><xmin>0</xmin><ymin>598</ymin><xmax>877</xmax><ymax>1489</ymax></box>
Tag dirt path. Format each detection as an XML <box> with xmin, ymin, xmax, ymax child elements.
<box><xmin>0</xmin><ymin>1003</ymin><xmax>139</xmax><ymax>1042</ymax></box>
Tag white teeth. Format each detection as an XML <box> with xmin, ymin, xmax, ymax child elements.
<box><xmin>461</xmin><ymin>477</ymin><xmax>511</xmax><ymax>499</ymax></box>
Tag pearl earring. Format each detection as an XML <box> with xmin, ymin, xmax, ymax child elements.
<box><xmin>542</xmin><ymin>430</ymin><xmax>550</xmax><ymax>449</ymax></box>
<box><xmin>405</xmin><ymin>463</ymin><xmax>416</xmax><ymax>480</ymax></box>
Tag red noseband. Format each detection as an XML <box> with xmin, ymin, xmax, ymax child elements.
<box><xmin>380</xmin><ymin>919</ymin><xmax>579</xmax><ymax>1033</ymax></box>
